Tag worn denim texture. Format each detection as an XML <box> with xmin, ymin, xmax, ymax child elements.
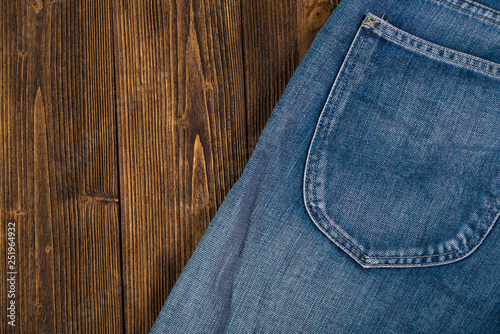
<box><xmin>151</xmin><ymin>0</ymin><xmax>500</xmax><ymax>332</ymax></box>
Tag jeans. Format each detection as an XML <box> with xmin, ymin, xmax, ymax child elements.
<box><xmin>150</xmin><ymin>0</ymin><xmax>500</xmax><ymax>332</ymax></box>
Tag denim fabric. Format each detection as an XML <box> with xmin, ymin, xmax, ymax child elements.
<box><xmin>151</xmin><ymin>0</ymin><xmax>500</xmax><ymax>333</ymax></box>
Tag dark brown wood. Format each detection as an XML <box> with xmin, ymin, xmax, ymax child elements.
<box><xmin>0</xmin><ymin>0</ymin><xmax>123</xmax><ymax>332</ymax></box>
<box><xmin>1</xmin><ymin>0</ymin><xmax>336</xmax><ymax>332</ymax></box>
<box><xmin>112</xmin><ymin>0</ymin><xmax>248</xmax><ymax>332</ymax></box>
<box><xmin>242</xmin><ymin>0</ymin><xmax>338</xmax><ymax>155</ymax></box>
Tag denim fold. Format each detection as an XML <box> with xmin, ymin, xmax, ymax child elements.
<box><xmin>151</xmin><ymin>0</ymin><xmax>500</xmax><ymax>332</ymax></box>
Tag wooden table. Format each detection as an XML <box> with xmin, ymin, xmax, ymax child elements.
<box><xmin>0</xmin><ymin>0</ymin><xmax>339</xmax><ymax>332</ymax></box>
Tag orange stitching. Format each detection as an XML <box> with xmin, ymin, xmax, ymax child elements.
<box><xmin>363</xmin><ymin>14</ymin><xmax>380</xmax><ymax>29</ymax></box>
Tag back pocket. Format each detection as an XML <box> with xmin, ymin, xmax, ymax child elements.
<box><xmin>303</xmin><ymin>12</ymin><xmax>500</xmax><ymax>268</ymax></box>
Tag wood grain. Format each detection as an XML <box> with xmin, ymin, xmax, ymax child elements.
<box><xmin>242</xmin><ymin>0</ymin><xmax>338</xmax><ymax>154</ymax></box>
<box><xmin>1</xmin><ymin>0</ymin><xmax>123</xmax><ymax>332</ymax></box>
<box><xmin>112</xmin><ymin>0</ymin><xmax>247</xmax><ymax>332</ymax></box>
<box><xmin>0</xmin><ymin>0</ymin><xmax>337</xmax><ymax>332</ymax></box>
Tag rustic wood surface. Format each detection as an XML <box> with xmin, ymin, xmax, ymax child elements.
<box><xmin>0</xmin><ymin>0</ymin><xmax>338</xmax><ymax>332</ymax></box>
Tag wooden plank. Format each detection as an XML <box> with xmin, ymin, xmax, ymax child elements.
<box><xmin>112</xmin><ymin>0</ymin><xmax>247</xmax><ymax>332</ymax></box>
<box><xmin>0</xmin><ymin>0</ymin><xmax>339</xmax><ymax>331</ymax></box>
<box><xmin>0</xmin><ymin>0</ymin><xmax>123</xmax><ymax>332</ymax></box>
<box><xmin>241</xmin><ymin>0</ymin><xmax>339</xmax><ymax>154</ymax></box>
<box><xmin>298</xmin><ymin>0</ymin><xmax>340</xmax><ymax>60</ymax></box>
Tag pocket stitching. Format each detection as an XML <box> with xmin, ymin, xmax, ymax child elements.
<box><xmin>307</xmin><ymin>26</ymin><xmax>372</xmax><ymax>257</ymax></box>
<box><xmin>311</xmin><ymin>151</ymin><xmax>500</xmax><ymax>261</ymax></box>
<box><xmin>303</xmin><ymin>20</ymin><xmax>373</xmax><ymax>265</ymax></box>
<box><xmin>436</xmin><ymin>0</ymin><xmax>500</xmax><ymax>25</ymax></box>
<box><xmin>304</xmin><ymin>13</ymin><xmax>500</xmax><ymax>268</ymax></box>
<box><xmin>366</xmin><ymin>198</ymin><xmax>500</xmax><ymax>259</ymax></box>
<box><xmin>365</xmin><ymin>12</ymin><xmax>500</xmax><ymax>77</ymax></box>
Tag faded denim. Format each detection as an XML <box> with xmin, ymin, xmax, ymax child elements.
<box><xmin>151</xmin><ymin>0</ymin><xmax>500</xmax><ymax>333</ymax></box>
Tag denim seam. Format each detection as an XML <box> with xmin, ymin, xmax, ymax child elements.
<box><xmin>365</xmin><ymin>13</ymin><xmax>500</xmax><ymax>77</ymax></box>
<box><xmin>360</xmin><ymin>198</ymin><xmax>500</xmax><ymax>259</ymax></box>
<box><xmin>435</xmin><ymin>0</ymin><xmax>500</xmax><ymax>25</ymax></box>
<box><xmin>462</xmin><ymin>0</ymin><xmax>500</xmax><ymax>15</ymax></box>
<box><xmin>372</xmin><ymin>12</ymin><xmax>500</xmax><ymax>69</ymax></box>
<box><xmin>304</xmin><ymin>13</ymin><xmax>500</xmax><ymax>267</ymax></box>
<box><xmin>314</xmin><ymin>207</ymin><xmax>368</xmax><ymax>260</ymax></box>
<box><xmin>314</xmin><ymin>193</ymin><xmax>499</xmax><ymax>265</ymax></box>
<box><xmin>363</xmin><ymin>206</ymin><xmax>499</xmax><ymax>267</ymax></box>
<box><xmin>307</xmin><ymin>26</ymin><xmax>371</xmax><ymax>260</ymax></box>
<box><xmin>374</xmin><ymin>29</ymin><xmax>499</xmax><ymax>77</ymax></box>
<box><xmin>315</xmin><ymin>199</ymin><xmax>499</xmax><ymax>262</ymax></box>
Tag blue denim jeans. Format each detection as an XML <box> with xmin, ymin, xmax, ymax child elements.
<box><xmin>151</xmin><ymin>0</ymin><xmax>500</xmax><ymax>332</ymax></box>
